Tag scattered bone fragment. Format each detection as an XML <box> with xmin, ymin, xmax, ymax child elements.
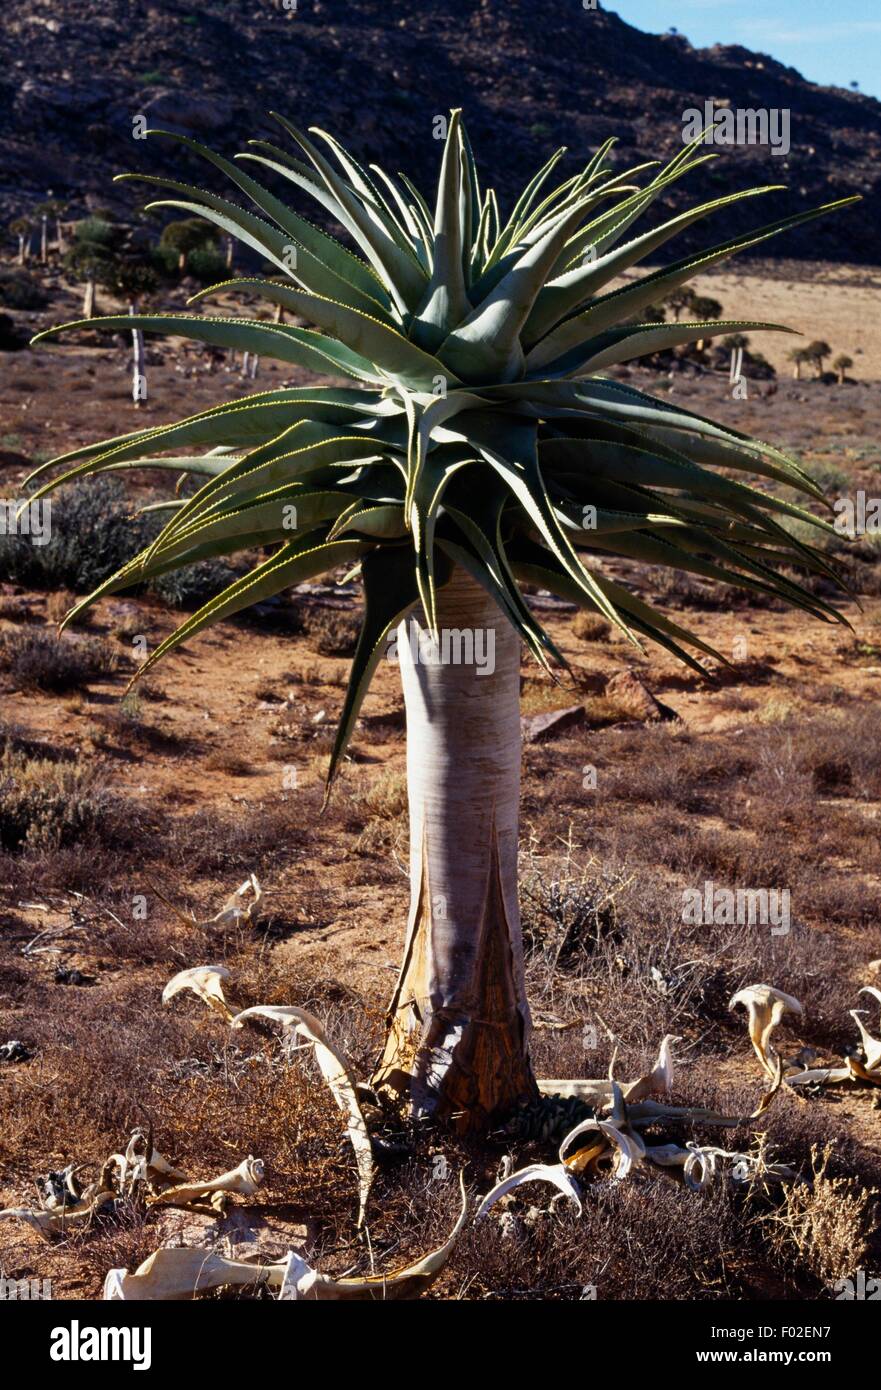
<box><xmin>475</xmin><ymin>1163</ymin><xmax>583</xmax><ymax>1220</ymax></box>
<box><xmin>853</xmin><ymin>987</ymin><xmax>881</xmax><ymax>1071</ymax></box>
<box><xmin>729</xmin><ymin>984</ymin><xmax>803</xmax><ymax>1080</ymax></box>
<box><xmin>681</xmin><ymin>1145</ymin><xmax>795</xmax><ymax>1192</ymax></box>
<box><xmin>107</xmin><ymin>1179</ymin><xmax>467</xmax><ymax>1301</ymax></box>
<box><xmin>786</xmin><ymin>1063</ymin><xmax>852</xmax><ymax>1087</ymax></box>
<box><xmin>537</xmin><ymin>1034</ymin><xmax>679</xmax><ymax>1109</ymax></box>
<box><xmin>105</xmin><ymin>1246</ymin><xmax>281</xmax><ymax>1301</ymax></box>
<box><xmin>537</xmin><ymin>1078</ymin><xmax>614</xmax><ymax>1105</ymax></box>
<box><xmin>844</xmin><ymin>1056</ymin><xmax>881</xmax><ymax>1087</ymax></box>
<box><xmin>561</xmin><ymin>1115</ymin><xmax>644</xmax><ymax>1181</ymax></box>
<box><xmin>162</xmin><ymin>964</ymin><xmax>234</xmax><ymax>1022</ymax></box>
<box><xmin>0</xmin><ymin>1190</ymin><xmax>115</xmax><ymax>1238</ymax></box>
<box><xmin>148</xmin><ymin>1157</ymin><xmax>264</xmax><ymax>1208</ymax></box>
<box><xmin>624</xmin><ymin>1099</ymin><xmax>744</xmax><ymax>1128</ymax></box>
<box><xmin>621</xmin><ymin>1034</ymin><xmax>679</xmax><ymax>1102</ymax></box>
<box><xmin>212</xmin><ymin>874</ymin><xmax>262</xmax><ymax>928</ymax></box>
<box><xmin>38</xmin><ymin>1164</ymin><xmax>82</xmax><ymax>1210</ymax></box>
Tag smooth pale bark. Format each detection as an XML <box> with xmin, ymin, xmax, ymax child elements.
<box><xmin>374</xmin><ymin>567</ymin><xmax>537</xmax><ymax>1131</ymax></box>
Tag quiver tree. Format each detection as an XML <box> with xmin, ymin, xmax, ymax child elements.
<box><xmin>806</xmin><ymin>339</ymin><xmax>832</xmax><ymax>377</ymax></box>
<box><xmin>832</xmin><ymin>353</ymin><xmax>853</xmax><ymax>385</ymax></box>
<box><xmin>159</xmin><ymin>216</ymin><xmax>221</xmax><ymax>273</ymax></box>
<box><xmin>787</xmin><ymin>347</ymin><xmax>809</xmax><ymax>380</ymax></box>
<box><xmin>63</xmin><ymin>216</ymin><xmax>123</xmax><ymax>317</ymax></box>
<box><xmin>27</xmin><ymin>113</ymin><xmax>855</xmax><ymax>1131</ymax></box>
<box><xmin>9</xmin><ymin>216</ymin><xmax>32</xmax><ymax>265</ymax></box>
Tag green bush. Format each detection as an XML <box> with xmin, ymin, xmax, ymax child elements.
<box><xmin>74</xmin><ymin>217</ymin><xmax>119</xmax><ymax>249</ymax></box>
<box><xmin>186</xmin><ymin>244</ymin><xmax>228</xmax><ymax>285</ymax></box>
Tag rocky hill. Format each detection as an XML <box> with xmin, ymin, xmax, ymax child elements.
<box><xmin>1</xmin><ymin>0</ymin><xmax>878</xmax><ymax>261</ymax></box>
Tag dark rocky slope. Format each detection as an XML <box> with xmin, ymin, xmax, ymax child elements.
<box><xmin>1</xmin><ymin>0</ymin><xmax>878</xmax><ymax>260</ymax></box>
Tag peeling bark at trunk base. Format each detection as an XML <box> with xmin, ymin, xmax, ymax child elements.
<box><xmin>374</xmin><ymin>568</ymin><xmax>537</xmax><ymax>1132</ymax></box>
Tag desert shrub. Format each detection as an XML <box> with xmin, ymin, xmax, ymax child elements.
<box><xmin>0</xmin><ymin>628</ymin><xmax>118</xmax><ymax>691</ymax></box>
<box><xmin>572</xmin><ymin>611</ymin><xmax>611</xmax><ymax>642</ymax></box>
<box><xmin>0</xmin><ymin>478</ymin><xmax>241</xmax><ymax>610</ymax></box>
<box><xmin>186</xmin><ymin>244</ymin><xmax>228</xmax><ymax>285</ymax></box>
<box><xmin>0</xmin><ymin>593</ymin><xmax>30</xmax><ymax>622</ymax></box>
<box><xmin>164</xmin><ymin>797</ymin><xmax>314</xmax><ymax>878</ymax></box>
<box><xmin>302</xmin><ymin>605</ymin><xmax>361</xmax><ymax>656</ymax></box>
<box><xmin>0</xmin><ymin>476</ymin><xmax>158</xmax><ymax>592</ymax></box>
<box><xmin>520</xmin><ymin>849</ymin><xmax>626</xmax><ymax>965</ymax></box>
<box><xmin>0</xmin><ymin>745</ymin><xmax>121</xmax><ymax>851</ymax></box>
<box><xmin>204</xmin><ymin>748</ymin><xmax>253</xmax><ymax>775</ymax></box>
<box><xmin>152</xmin><ymin>558</ymin><xmax>238</xmax><ymax>610</ymax></box>
<box><xmin>763</xmin><ymin>1143</ymin><xmax>879</xmax><ymax>1285</ymax></box>
<box><xmin>0</xmin><ymin>270</ymin><xmax>48</xmax><ymax>310</ymax></box>
<box><xmin>453</xmin><ymin>1173</ymin><xmax>743</xmax><ymax>1300</ymax></box>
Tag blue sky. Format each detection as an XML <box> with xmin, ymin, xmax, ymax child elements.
<box><xmin>614</xmin><ymin>1</ymin><xmax>881</xmax><ymax>98</ymax></box>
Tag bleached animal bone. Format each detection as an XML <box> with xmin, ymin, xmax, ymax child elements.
<box><xmin>786</xmin><ymin>988</ymin><xmax>881</xmax><ymax>1088</ymax></box>
<box><xmin>845</xmin><ymin>1056</ymin><xmax>881</xmax><ymax>1086</ymax></box>
<box><xmin>536</xmin><ymin>1033</ymin><xmax>680</xmax><ymax>1107</ymax></box>
<box><xmin>212</xmin><ymin>874</ymin><xmax>262</xmax><ymax>927</ymax></box>
<box><xmin>145</xmin><ymin>1147</ymin><xmax>190</xmax><ymax>1186</ymax></box>
<box><xmin>785</xmin><ymin>1063</ymin><xmax>852</xmax><ymax>1087</ymax></box>
<box><xmin>148</xmin><ymin>1156</ymin><xmax>264</xmax><ymax>1208</ymax></box>
<box><xmin>162</xmin><ymin>964</ymin><xmax>234</xmax><ymax>1022</ymax></box>
<box><xmin>232</xmin><ymin>1005</ymin><xmax>374</xmax><ymax>1228</ymax></box>
<box><xmin>38</xmin><ymin>1164</ymin><xmax>82</xmax><ymax>1210</ymax></box>
<box><xmin>105</xmin><ymin>1246</ymin><xmax>282</xmax><ymax>1301</ymax></box>
<box><xmin>107</xmin><ymin>1178</ymin><xmax>468</xmax><ymax>1301</ymax></box>
<box><xmin>682</xmin><ymin>1144</ymin><xmax>795</xmax><ymax>1192</ymax></box>
<box><xmin>1</xmin><ymin>1190</ymin><xmax>114</xmax><ymax>1238</ymax></box>
<box><xmin>644</xmin><ymin>1143</ymin><xmax>690</xmax><ymax>1170</ymax></box>
<box><xmin>561</xmin><ymin>1114</ymin><xmax>644</xmax><ymax>1181</ymax></box>
<box><xmin>854</xmin><ymin>987</ymin><xmax>881</xmax><ymax>1070</ymax></box>
<box><xmin>279</xmin><ymin>1174</ymin><xmax>469</xmax><ymax>1299</ymax></box>
<box><xmin>729</xmin><ymin>984</ymin><xmax>803</xmax><ymax>1081</ymax></box>
<box><xmin>475</xmin><ymin>1163</ymin><xmax>583</xmax><ymax>1220</ymax></box>
<box><xmin>621</xmin><ymin>1034</ymin><xmax>680</xmax><ymax>1102</ymax></box>
<box><xmin>537</xmin><ymin>1078</ymin><xmax>614</xmax><ymax>1105</ymax></box>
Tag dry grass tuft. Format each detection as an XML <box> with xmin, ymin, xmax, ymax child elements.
<box><xmin>572</xmin><ymin>611</ymin><xmax>611</xmax><ymax>642</ymax></box>
<box><xmin>762</xmin><ymin>1142</ymin><xmax>879</xmax><ymax>1285</ymax></box>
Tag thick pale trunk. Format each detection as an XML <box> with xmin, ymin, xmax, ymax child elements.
<box><xmin>374</xmin><ymin>567</ymin><xmax>537</xmax><ymax>1131</ymax></box>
